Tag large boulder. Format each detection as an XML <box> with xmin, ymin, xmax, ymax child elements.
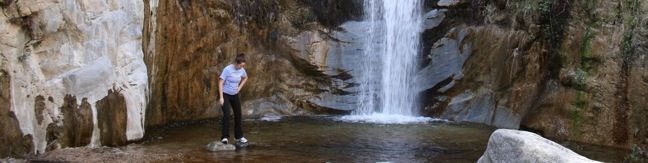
<box><xmin>478</xmin><ymin>129</ymin><xmax>599</xmax><ymax>163</ymax></box>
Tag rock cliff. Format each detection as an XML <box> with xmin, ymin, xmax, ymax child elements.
<box><xmin>421</xmin><ymin>0</ymin><xmax>648</xmax><ymax>150</ymax></box>
<box><xmin>1</xmin><ymin>0</ymin><xmax>147</xmax><ymax>156</ymax></box>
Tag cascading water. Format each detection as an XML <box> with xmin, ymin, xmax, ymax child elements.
<box><xmin>341</xmin><ymin>0</ymin><xmax>432</xmax><ymax>123</ymax></box>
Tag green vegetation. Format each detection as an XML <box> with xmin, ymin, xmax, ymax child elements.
<box><xmin>574</xmin><ymin>68</ymin><xmax>588</xmax><ymax>90</ymax></box>
<box><xmin>579</xmin><ymin>0</ymin><xmax>600</xmax><ymax>73</ymax></box>
<box><xmin>621</xmin><ymin>0</ymin><xmax>640</xmax><ymax>64</ymax></box>
<box><xmin>621</xmin><ymin>0</ymin><xmax>646</xmax><ymax>161</ymax></box>
<box><xmin>628</xmin><ymin>144</ymin><xmax>648</xmax><ymax>162</ymax></box>
<box><xmin>575</xmin><ymin>0</ymin><xmax>599</xmax><ymax>89</ymax></box>
<box><xmin>291</xmin><ymin>9</ymin><xmax>317</xmax><ymax>29</ymax></box>
<box><xmin>570</xmin><ymin>0</ymin><xmax>601</xmax><ymax>138</ymax></box>
<box><xmin>570</xmin><ymin>90</ymin><xmax>586</xmax><ymax>137</ymax></box>
<box><xmin>237</xmin><ymin>0</ymin><xmax>281</xmax><ymax>26</ymax></box>
<box><xmin>537</xmin><ymin>0</ymin><xmax>571</xmax><ymax>78</ymax></box>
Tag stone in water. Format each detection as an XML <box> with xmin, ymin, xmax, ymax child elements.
<box><xmin>206</xmin><ymin>141</ymin><xmax>236</xmax><ymax>151</ymax></box>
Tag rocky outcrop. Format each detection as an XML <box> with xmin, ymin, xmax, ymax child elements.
<box><xmin>1</xmin><ymin>0</ymin><xmax>148</xmax><ymax>156</ymax></box>
<box><xmin>423</xmin><ymin>0</ymin><xmax>648</xmax><ymax>149</ymax></box>
<box><xmin>96</xmin><ymin>89</ymin><xmax>128</xmax><ymax>147</ymax></box>
<box><xmin>0</xmin><ymin>69</ymin><xmax>33</xmax><ymax>157</ymax></box>
<box><xmin>477</xmin><ymin>129</ymin><xmax>599</xmax><ymax>163</ymax></box>
<box><xmin>143</xmin><ymin>0</ymin><xmax>358</xmax><ymax>126</ymax></box>
<box><xmin>0</xmin><ymin>0</ymin><xmax>360</xmax><ymax>156</ymax></box>
<box><xmin>59</xmin><ymin>95</ymin><xmax>93</xmax><ymax>148</ymax></box>
<box><xmin>422</xmin><ymin>25</ymin><xmax>534</xmax><ymax>129</ymax></box>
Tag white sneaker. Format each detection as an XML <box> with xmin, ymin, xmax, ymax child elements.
<box><xmin>221</xmin><ymin>138</ymin><xmax>228</xmax><ymax>144</ymax></box>
<box><xmin>237</xmin><ymin>137</ymin><xmax>248</xmax><ymax>143</ymax></box>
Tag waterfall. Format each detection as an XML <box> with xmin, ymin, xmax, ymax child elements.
<box><xmin>341</xmin><ymin>0</ymin><xmax>428</xmax><ymax>123</ymax></box>
<box><xmin>378</xmin><ymin>0</ymin><xmax>423</xmax><ymax>115</ymax></box>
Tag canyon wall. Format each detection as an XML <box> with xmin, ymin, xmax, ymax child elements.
<box><xmin>143</xmin><ymin>0</ymin><xmax>360</xmax><ymax>126</ymax></box>
<box><xmin>421</xmin><ymin>0</ymin><xmax>648</xmax><ymax>149</ymax></box>
<box><xmin>0</xmin><ymin>0</ymin><xmax>148</xmax><ymax>156</ymax></box>
<box><xmin>1</xmin><ymin>0</ymin><xmax>360</xmax><ymax>157</ymax></box>
<box><xmin>2</xmin><ymin>0</ymin><xmax>647</xmax><ymax>159</ymax></box>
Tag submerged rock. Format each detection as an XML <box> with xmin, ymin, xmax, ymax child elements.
<box><xmin>206</xmin><ymin>141</ymin><xmax>236</xmax><ymax>152</ymax></box>
<box><xmin>478</xmin><ymin>129</ymin><xmax>600</xmax><ymax>163</ymax></box>
<box><xmin>437</xmin><ymin>0</ymin><xmax>467</xmax><ymax>7</ymax></box>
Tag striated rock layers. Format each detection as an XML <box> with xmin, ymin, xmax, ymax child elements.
<box><xmin>143</xmin><ymin>0</ymin><xmax>361</xmax><ymax>126</ymax></box>
<box><xmin>422</xmin><ymin>0</ymin><xmax>648</xmax><ymax>149</ymax></box>
<box><xmin>1</xmin><ymin>0</ymin><xmax>148</xmax><ymax>156</ymax></box>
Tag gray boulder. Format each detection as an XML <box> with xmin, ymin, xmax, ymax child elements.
<box><xmin>478</xmin><ymin>129</ymin><xmax>600</xmax><ymax>163</ymax></box>
<box><xmin>206</xmin><ymin>141</ymin><xmax>236</xmax><ymax>151</ymax></box>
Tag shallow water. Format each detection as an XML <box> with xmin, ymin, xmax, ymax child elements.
<box><xmin>118</xmin><ymin>116</ymin><xmax>628</xmax><ymax>162</ymax></box>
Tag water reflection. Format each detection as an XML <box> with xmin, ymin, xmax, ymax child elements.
<box><xmin>121</xmin><ymin>116</ymin><xmax>628</xmax><ymax>162</ymax></box>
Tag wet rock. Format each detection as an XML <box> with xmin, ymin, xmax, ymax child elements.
<box><xmin>415</xmin><ymin>27</ymin><xmax>471</xmax><ymax>92</ymax></box>
<box><xmin>206</xmin><ymin>141</ymin><xmax>236</xmax><ymax>151</ymax></box>
<box><xmin>437</xmin><ymin>0</ymin><xmax>467</xmax><ymax>7</ymax></box>
<box><xmin>491</xmin><ymin>106</ymin><xmax>521</xmax><ymax>129</ymax></box>
<box><xmin>235</xmin><ymin>142</ymin><xmax>248</xmax><ymax>148</ymax></box>
<box><xmin>438</xmin><ymin>88</ymin><xmax>521</xmax><ymax>129</ymax></box>
<box><xmin>478</xmin><ymin>129</ymin><xmax>599</xmax><ymax>163</ymax></box>
<box><xmin>422</xmin><ymin>26</ymin><xmax>536</xmax><ymax>129</ymax></box>
<box><xmin>312</xmin><ymin>21</ymin><xmax>376</xmax><ymax>111</ymax></box>
<box><xmin>96</xmin><ymin>89</ymin><xmax>128</xmax><ymax>147</ymax></box>
<box><xmin>60</xmin><ymin>95</ymin><xmax>93</xmax><ymax>148</ymax></box>
<box><xmin>423</xmin><ymin>9</ymin><xmax>446</xmax><ymax>30</ymax></box>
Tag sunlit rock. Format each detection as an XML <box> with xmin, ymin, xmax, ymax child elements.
<box><xmin>478</xmin><ymin>129</ymin><xmax>600</xmax><ymax>163</ymax></box>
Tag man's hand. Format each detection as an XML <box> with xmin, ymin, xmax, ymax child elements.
<box><xmin>219</xmin><ymin>98</ymin><xmax>224</xmax><ymax>105</ymax></box>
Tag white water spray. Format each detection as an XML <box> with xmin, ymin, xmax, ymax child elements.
<box><xmin>341</xmin><ymin>0</ymin><xmax>429</xmax><ymax>123</ymax></box>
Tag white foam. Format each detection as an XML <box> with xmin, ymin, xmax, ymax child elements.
<box><xmin>259</xmin><ymin>115</ymin><xmax>282</xmax><ymax>122</ymax></box>
<box><xmin>337</xmin><ymin>113</ymin><xmax>446</xmax><ymax>124</ymax></box>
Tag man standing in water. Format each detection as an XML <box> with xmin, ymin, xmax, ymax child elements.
<box><xmin>218</xmin><ymin>53</ymin><xmax>248</xmax><ymax>146</ymax></box>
